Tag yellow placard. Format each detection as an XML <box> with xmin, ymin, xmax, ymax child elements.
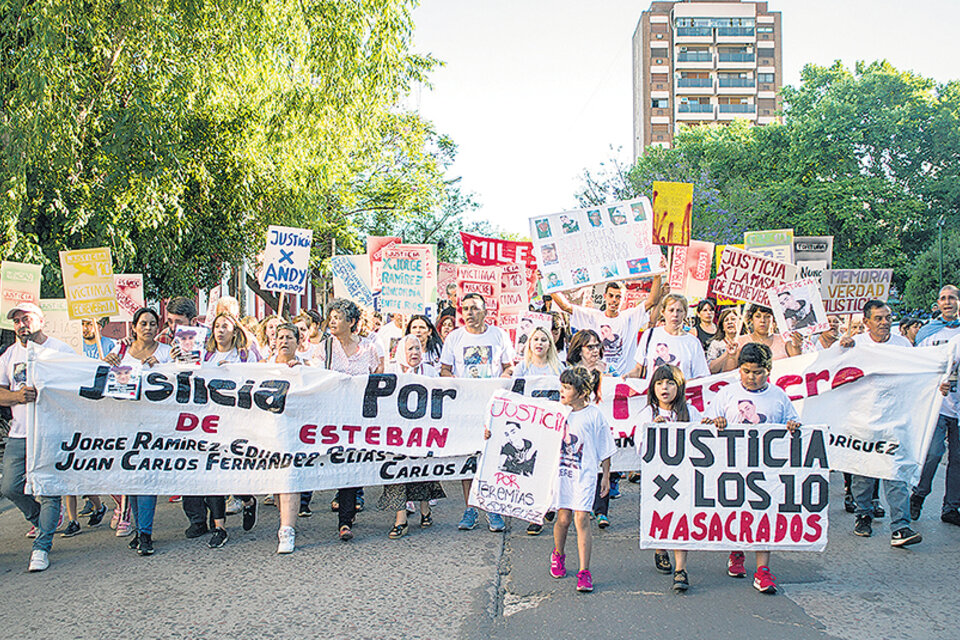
<box><xmin>651</xmin><ymin>181</ymin><xmax>693</xmax><ymax>246</ymax></box>
<box><xmin>59</xmin><ymin>248</ymin><xmax>119</xmax><ymax>319</ymax></box>
<box><xmin>714</xmin><ymin>244</ymin><xmax>744</xmax><ymax>305</ymax></box>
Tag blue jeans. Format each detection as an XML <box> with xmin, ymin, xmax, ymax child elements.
<box><xmin>1</xmin><ymin>437</ymin><xmax>61</xmax><ymax>552</ymax></box>
<box><xmin>130</xmin><ymin>495</ymin><xmax>158</xmax><ymax>535</ymax></box>
<box><xmin>852</xmin><ymin>474</ymin><xmax>910</xmax><ymax>532</ymax></box>
<box><xmin>913</xmin><ymin>414</ymin><xmax>960</xmax><ymax>515</ymax></box>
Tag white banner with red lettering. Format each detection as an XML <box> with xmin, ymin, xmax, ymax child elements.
<box><xmin>25</xmin><ymin>342</ymin><xmax>949</xmax><ymax>495</ymax></box>
<box><xmin>639</xmin><ymin>422</ymin><xmax>829</xmax><ymax>551</ymax></box>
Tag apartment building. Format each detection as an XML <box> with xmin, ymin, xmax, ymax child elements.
<box><xmin>632</xmin><ymin>0</ymin><xmax>782</xmax><ymax>157</ymax></box>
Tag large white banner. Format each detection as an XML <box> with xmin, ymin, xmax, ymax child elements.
<box><xmin>639</xmin><ymin>422</ymin><xmax>829</xmax><ymax>551</ymax></box>
<box><xmin>25</xmin><ymin>342</ymin><xmax>949</xmax><ymax>495</ymax></box>
<box><xmin>468</xmin><ymin>391</ymin><xmax>568</xmax><ymax>524</ymax></box>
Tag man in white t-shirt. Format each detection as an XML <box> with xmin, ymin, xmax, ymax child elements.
<box><xmin>838</xmin><ymin>299</ymin><xmax>921</xmax><ymax>546</ymax></box>
<box><xmin>910</xmin><ymin>285</ymin><xmax>960</xmax><ymax>524</ymax></box>
<box><xmin>440</xmin><ymin>293</ymin><xmax>514</xmax><ymax>532</ymax></box>
<box><xmin>0</xmin><ymin>303</ymin><xmax>76</xmax><ymax>572</ymax></box>
<box><xmin>375</xmin><ymin>313</ymin><xmax>406</xmax><ymax>364</ymax></box>
<box><xmin>552</xmin><ymin>277</ymin><xmax>663</xmax><ymax>376</ymax></box>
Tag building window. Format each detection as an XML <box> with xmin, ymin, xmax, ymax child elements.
<box><xmin>651</xmin><ymin>48</ymin><xmax>668</xmax><ymax>59</ymax></box>
<box><xmin>758</xmin><ymin>73</ymin><xmax>775</xmax><ymax>84</ymax></box>
<box><xmin>757</xmin><ymin>26</ymin><xmax>774</xmax><ymax>34</ymax></box>
<box><xmin>758</xmin><ymin>48</ymin><xmax>774</xmax><ymax>59</ymax></box>
<box><xmin>652</xmin><ymin>98</ymin><xmax>669</xmax><ymax>109</ymax></box>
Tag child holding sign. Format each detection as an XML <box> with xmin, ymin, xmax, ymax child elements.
<box><xmin>550</xmin><ymin>366</ymin><xmax>616</xmax><ymax>593</ymax></box>
<box><xmin>702</xmin><ymin>343</ymin><xmax>801</xmax><ymax>594</ymax></box>
<box><xmin>639</xmin><ymin>364</ymin><xmax>702</xmax><ymax>592</ymax></box>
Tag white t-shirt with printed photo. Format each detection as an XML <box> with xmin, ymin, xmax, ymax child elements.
<box><xmin>571</xmin><ymin>304</ymin><xmax>649</xmax><ymax>376</ymax></box>
<box><xmin>0</xmin><ymin>337</ymin><xmax>77</xmax><ymax>438</ymax></box>
<box><xmin>375</xmin><ymin>323</ymin><xmax>405</xmax><ymax>363</ymax></box>
<box><xmin>707</xmin><ymin>382</ymin><xmax>800</xmax><ymax>425</ymax></box>
<box><xmin>920</xmin><ymin>328</ymin><xmax>960</xmax><ymax>418</ymax></box>
<box><xmin>439</xmin><ymin>326</ymin><xmax>515</xmax><ymax>379</ymax></box>
<box><xmin>554</xmin><ymin>405</ymin><xmax>617</xmax><ymax>511</ymax></box>
<box><xmin>636</xmin><ymin>327</ymin><xmax>710</xmax><ymax>381</ymax></box>
<box><xmin>636</xmin><ymin>402</ymin><xmax>703</xmax><ymax>425</ymax></box>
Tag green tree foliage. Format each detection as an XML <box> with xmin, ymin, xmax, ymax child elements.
<box><xmin>903</xmin><ymin>227</ymin><xmax>960</xmax><ymax>312</ymax></box>
<box><xmin>1</xmin><ymin>0</ymin><xmax>449</xmax><ymax>298</ymax></box>
<box><xmin>575</xmin><ymin>61</ymin><xmax>960</xmax><ymax>291</ymax></box>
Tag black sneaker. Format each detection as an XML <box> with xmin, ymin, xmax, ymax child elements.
<box><xmin>910</xmin><ymin>493</ymin><xmax>924</xmax><ymax>521</ymax></box>
<box><xmin>854</xmin><ymin>514</ymin><xmax>872</xmax><ymax>537</ymax></box>
<box><xmin>355</xmin><ymin>495</ymin><xmax>365</xmax><ymax>512</ymax></box>
<box><xmin>88</xmin><ymin>504</ymin><xmax>107</xmax><ymax>527</ymax></box>
<box><xmin>544</xmin><ymin>511</ymin><xmax>556</xmax><ymax>522</ymax></box>
<box><xmin>208</xmin><ymin>528</ymin><xmax>228</xmax><ymax>548</ymax></box>
<box><xmin>60</xmin><ymin>521</ymin><xmax>81</xmax><ymax>538</ymax></box>
<box><xmin>242</xmin><ymin>498</ymin><xmax>258</xmax><ymax>531</ymax></box>
<box><xmin>526</xmin><ymin>523</ymin><xmax>542</xmax><ymax>536</ymax></box>
<box><xmin>872</xmin><ymin>498</ymin><xmax>885</xmax><ymax>519</ymax></box>
<box><xmin>891</xmin><ymin>527</ymin><xmax>921</xmax><ymax>547</ymax></box>
<box><xmin>78</xmin><ymin>500</ymin><xmax>95</xmax><ymax>517</ymax></box>
<box><xmin>128</xmin><ymin>533</ymin><xmax>141</xmax><ymax>551</ymax></box>
<box><xmin>298</xmin><ymin>505</ymin><xmax>313</xmax><ymax>518</ymax></box>
<box><xmin>672</xmin><ymin>569</ymin><xmax>689</xmax><ymax>592</ymax></box>
<box><xmin>185</xmin><ymin>523</ymin><xmax>208</xmax><ymax>539</ymax></box>
<box><xmin>138</xmin><ymin>533</ymin><xmax>155</xmax><ymax>555</ymax></box>
<box><xmin>654</xmin><ymin>551</ymin><xmax>673</xmax><ymax>574</ymax></box>
<box><xmin>941</xmin><ymin>510</ymin><xmax>960</xmax><ymax>526</ymax></box>
<box><xmin>843</xmin><ymin>493</ymin><xmax>855</xmax><ymax>514</ymax></box>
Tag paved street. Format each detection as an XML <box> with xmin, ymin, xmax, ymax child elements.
<box><xmin>1</xmin><ymin>472</ymin><xmax>957</xmax><ymax>640</ymax></box>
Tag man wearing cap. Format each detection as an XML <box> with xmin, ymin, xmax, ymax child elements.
<box><xmin>0</xmin><ymin>302</ymin><xmax>76</xmax><ymax>572</ymax></box>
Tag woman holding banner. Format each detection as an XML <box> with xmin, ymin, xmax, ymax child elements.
<box><xmin>103</xmin><ymin>307</ymin><xmax>172</xmax><ymax>556</ymax></box>
<box><xmin>380</xmin><ymin>335</ymin><xmax>445</xmax><ymax>538</ymax></box>
<box><xmin>314</xmin><ymin>299</ymin><xmax>383</xmax><ymax>541</ymax></box>
<box><xmin>264</xmin><ymin>323</ymin><xmax>308</xmax><ymax>553</ymax></box>
<box><xmin>198</xmin><ymin>312</ymin><xmax>258</xmax><ymax>547</ymax></box>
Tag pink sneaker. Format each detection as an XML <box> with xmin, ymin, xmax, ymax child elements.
<box><xmin>110</xmin><ymin>508</ymin><xmax>121</xmax><ymax>530</ymax></box>
<box><xmin>576</xmin><ymin>570</ymin><xmax>593</xmax><ymax>592</ymax></box>
<box><xmin>116</xmin><ymin>520</ymin><xmax>134</xmax><ymax>537</ymax></box>
<box><xmin>25</xmin><ymin>525</ymin><xmax>37</xmax><ymax>538</ymax></box>
<box><xmin>727</xmin><ymin>551</ymin><xmax>746</xmax><ymax>578</ymax></box>
<box><xmin>550</xmin><ymin>549</ymin><xmax>566</xmax><ymax>578</ymax></box>
<box><xmin>753</xmin><ymin>566</ymin><xmax>777</xmax><ymax>594</ymax></box>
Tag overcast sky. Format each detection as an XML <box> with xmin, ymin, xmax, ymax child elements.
<box><xmin>409</xmin><ymin>0</ymin><xmax>960</xmax><ymax>237</ymax></box>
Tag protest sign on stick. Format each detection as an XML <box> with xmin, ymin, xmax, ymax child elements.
<box><xmin>259</xmin><ymin>226</ymin><xmax>313</xmax><ymax>294</ymax></box>
<box><xmin>437</xmin><ymin>263</ymin><xmax>457</xmax><ymax>304</ymax></box>
<box><xmin>498</xmin><ymin>263</ymin><xmax>529</xmax><ymax>341</ymax></box>
<box><xmin>768</xmin><ymin>278</ymin><xmax>829</xmax><ymax>339</ymax></box>
<box><xmin>58</xmin><ymin>248</ymin><xmax>119</xmax><ymax>319</ymax></box>
<box><xmin>668</xmin><ymin>240</ymin><xmax>714</xmax><ymax>300</ymax></box>
<box><xmin>456</xmin><ymin>265</ymin><xmax>501</xmax><ymax>325</ymax></box>
<box><xmin>1</xmin><ymin>261</ymin><xmax>42</xmax><ymax>330</ymax></box>
<box><xmin>639</xmin><ymin>422</ymin><xmax>829</xmax><ymax>551</ymax></box>
<box><xmin>379</xmin><ymin>245</ymin><xmax>429</xmax><ymax>314</ymax></box>
<box><xmin>820</xmin><ymin>269</ymin><xmax>892</xmax><ymax>314</ymax></box>
<box><xmin>651</xmin><ymin>182</ymin><xmax>693</xmax><ymax>246</ymax></box>
<box><xmin>744</xmin><ymin>228</ymin><xmax>794</xmax><ymax>264</ymax></box>
<box><xmin>712</xmin><ymin>246</ymin><xmax>798</xmax><ymax>308</ymax></box>
<box><xmin>461</xmin><ymin>232</ymin><xmax>536</xmax><ymax>270</ymax></box>
<box><xmin>530</xmin><ymin>197</ymin><xmax>663</xmax><ymax>295</ymax></box>
<box><xmin>469</xmin><ymin>391</ymin><xmax>568</xmax><ymax>524</ymax></box>
<box><xmin>111</xmin><ymin>274</ymin><xmax>144</xmax><ymax>322</ymax></box>
<box><xmin>331</xmin><ymin>255</ymin><xmax>374</xmax><ymax>309</ymax></box>
<box><xmin>367</xmin><ymin>236</ymin><xmax>401</xmax><ymax>292</ymax></box>
<box><xmin>38</xmin><ymin>299</ymin><xmax>83</xmax><ymax>355</ymax></box>
<box><xmin>794</xmin><ymin>236</ymin><xmax>833</xmax><ymax>280</ymax></box>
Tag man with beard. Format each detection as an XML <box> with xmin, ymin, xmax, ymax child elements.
<box><xmin>0</xmin><ymin>303</ymin><xmax>75</xmax><ymax>572</ymax></box>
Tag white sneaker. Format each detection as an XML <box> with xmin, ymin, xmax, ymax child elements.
<box><xmin>277</xmin><ymin>526</ymin><xmax>296</xmax><ymax>554</ymax></box>
<box><xmin>28</xmin><ymin>550</ymin><xmax>49</xmax><ymax>572</ymax></box>
<box><xmin>225</xmin><ymin>497</ymin><xmax>243</xmax><ymax>515</ymax></box>
<box><xmin>405</xmin><ymin>501</ymin><xmax>417</xmax><ymax>514</ymax></box>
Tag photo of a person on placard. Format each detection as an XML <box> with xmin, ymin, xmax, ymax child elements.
<box><xmin>542</xmin><ymin>243</ymin><xmax>559</xmax><ymax>266</ymax></box>
<box><xmin>498</xmin><ymin>421</ymin><xmax>537</xmax><ymax>477</ymax></box>
<box><xmin>778</xmin><ymin>289</ymin><xmax>817</xmax><ymax>332</ymax></box>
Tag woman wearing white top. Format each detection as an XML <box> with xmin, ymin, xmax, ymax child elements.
<box><xmin>380</xmin><ymin>335</ymin><xmax>445</xmax><ymax>538</ymax></box>
<box><xmin>267</xmin><ymin>324</ymin><xmax>306</xmax><ymax>553</ymax></box>
<box><xmin>197</xmin><ymin>312</ymin><xmax>257</xmax><ymax>548</ymax></box>
<box><xmin>103</xmin><ymin>308</ymin><xmax>172</xmax><ymax>556</ymax></box>
<box><xmin>509</xmin><ymin>327</ymin><xmax>565</xmax><ymax>378</ymax></box>
<box><xmin>706</xmin><ymin>308</ymin><xmax>743</xmax><ymax>374</ymax></box>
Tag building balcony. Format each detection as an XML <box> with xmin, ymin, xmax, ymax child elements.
<box><xmin>678</xmin><ymin>103</ymin><xmax>714</xmax><ymax>113</ymax></box>
<box><xmin>718</xmin><ymin>78</ymin><xmax>755</xmax><ymax>88</ymax></box>
<box><xmin>717</xmin><ymin>52</ymin><xmax>755</xmax><ymax>63</ymax></box>
<box><xmin>676</xmin><ymin>51</ymin><xmax>712</xmax><ymax>62</ymax></box>
<box><xmin>678</xmin><ymin>77</ymin><xmax>713</xmax><ymax>87</ymax></box>
<box><xmin>677</xmin><ymin>107</ymin><xmax>716</xmax><ymax>122</ymax></box>
<box><xmin>676</xmin><ymin>26</ymin><xmax>713</xmax><ymax>37</ymax></box>
<box><xmin>717</xmin><ymin>27</ymin><xmax>755</xmax><ymax>37</ymax></box>
<box><xmin>717</xmin><ymin>104</ymin><xmax>756</xmax><ymax>120</ymax></box>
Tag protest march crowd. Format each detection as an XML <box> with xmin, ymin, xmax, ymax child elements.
<box><xmin>1</xmin><ymin>193</ymin><xmax>958</xmax><ymax>601</ymax></box>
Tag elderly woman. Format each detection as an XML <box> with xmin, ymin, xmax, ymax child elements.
<box><xmin>379</xmin><ymin>334</ymin><xmax>445</xmax><ymax>538</ymax></box>
<box><xmin>314</xmin><ymin>299</ymin><xmax>383</xmax><ymax>541</ymax></box>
